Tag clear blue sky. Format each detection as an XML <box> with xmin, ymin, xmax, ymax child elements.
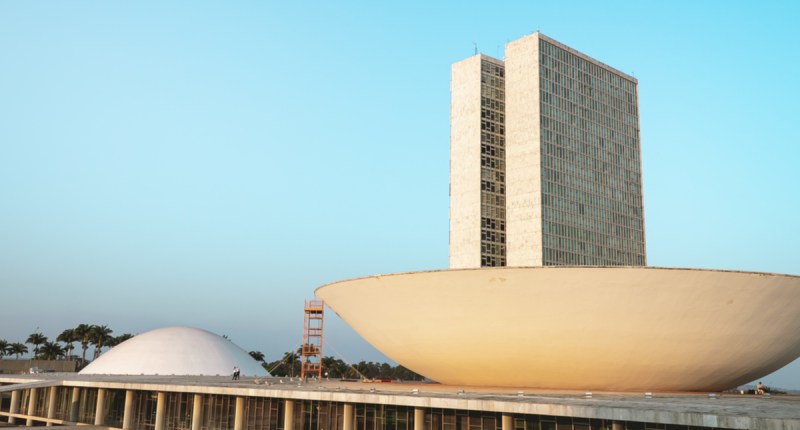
<box><xmin>1</xmin><ymin>1</ymin><xmax>798</xmax><ymax>388</ymax></box>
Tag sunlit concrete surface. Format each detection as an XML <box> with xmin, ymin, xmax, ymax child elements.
<box><xmin>79</xmin><ymin>326</ymin><xmax>268</xmax><ymax>376</ymax></box>
<box><xmin>316</xmin><ymin>267</ymin><xmax>800</xmax><ymax>391</ymax></box>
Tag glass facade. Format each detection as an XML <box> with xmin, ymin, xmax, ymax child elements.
<box><xmin>52</xmin><ymin>386</ymin><xmax>72</xmax><ymax>421</ymax></box>
<box><xmin>164</xmin><ymin>392</ymin><xmax>194</xmax><ymax>430</ymax></box>
<box><xmin>78</xmin><ymin>386</ymin><xmax>98</xmax><ymax>423</ymax></box>
<box><xmin>245</xmin><ymin>397</ymin><xmax>282</xmax><ymax>430</ymax></box>
<box><xmin>538</xmin><ymin>39</ymin><xmax>645</xmax><ymax>266</ymax></box>
<box><xmin>480</xmin><ymin>58</ymin><xmax>507</xmax><ymax>267</ymax></box>
<box><xmin>16</xmin><ymin>387</ymin><xmax>49</xmax><ymax>419</ymax></box>
<box><xmin>105</xmin><ymin>389</ymin><xmax>127</xmax><ymax>428</ymax></box>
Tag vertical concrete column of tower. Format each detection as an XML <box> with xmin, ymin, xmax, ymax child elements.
<box><xmin>505</xmin><ymin>33</ymin><xmax>544</xmax><ymax>267</ymax></box>
<box><xmin>450</xmin><ymin>55</ymin><xmax>485</xmax><ymax>268</ymax></box>
<box><xmin>450</xmin><ymin>54</ymin><xmax>507</xmax><ymax>268</ymax></box>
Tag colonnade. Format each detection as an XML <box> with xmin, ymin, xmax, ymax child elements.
<box><xmin>1</xmin><ymin>385</ymin><xmax>441</xmax><ymax>430</ymax></box>
<box><xmin>5</xmin><ymin>386</ymin><xmax>81</xmax><ymax>426</ymax></box>
<box><xmin>1</xmin><ymin>385</ymin><xmax>633</xmax><ymax>430</ymax></box>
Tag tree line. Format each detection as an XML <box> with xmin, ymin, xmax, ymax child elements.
<box><xmin>1</xmin><ymin>327</ymin><xmax>424</xmax><ymax>381</ymax></box>
<box><xmin>0</xmin><ymin>324</ymin><xmax>133</xmax><ymax>365</ymax></box>
<box><xmin>249</xmin><ymin>350</ymin><xmax>424</xmax><ymax>381</ymax></box>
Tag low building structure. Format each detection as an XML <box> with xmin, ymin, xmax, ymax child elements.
<box><xmin>1</xmin><ymin>374</ymin><xmax>798</xmax><ymax>430</ymax></box>
<box><xmin>0</xmin><ymin>360</ymin><xmax>77</xmax><ymax>375</ymax></box>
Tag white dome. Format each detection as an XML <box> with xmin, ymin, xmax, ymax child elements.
<box><xmin>80</xmin><ymin>326</ymin><xmax>270</xmax><ymax>376</ymax></box>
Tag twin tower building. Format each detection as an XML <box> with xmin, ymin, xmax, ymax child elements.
<box><xmin>449</xmin><ymin>32</ymin><xmax>647</xmax><ymax>268</ymax></box>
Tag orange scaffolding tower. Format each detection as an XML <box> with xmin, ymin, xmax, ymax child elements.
<box><xmin>300</xmin><ymin>299</ymin><xmax>324</xmax><ymax>380</ymax></box>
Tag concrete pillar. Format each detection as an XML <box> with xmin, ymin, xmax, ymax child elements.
<box><xmin>155</xmin><ymin>392</ymin><xmax>166</xmax><ymax>430</ymax></box>
<box><xmin>191</xmin><ymin>394</ymin><xmax>203</xmax><ymax>430</ymax></box>
<box><xmin>46</xmin><ymin>386</ymin><xmax>58</xmax><ymax>426</ymax></box>
<box><xmin>612</xmin><ymin>422</ymin><xmax>624</xmax><ymax>430</ymax></box>
<box><xmin>8</xmin><ymin>390</ymin><xmax>20</xmax><ymax>425</ymax></box>
<box><xmin>414</xmin><ymin>408</ymin><xmax>425</xmax><ymax>430</ymax></box>
<box><xmin>283</xmin><ymin>400</ymin><xmax>295</xmax><ymax>430</ymax></box>
<box><xmin>95</xmin><ymin>388</ymin><xmax>106</xmax><ymax>425</ymax></box>
<box><xmin>27</xmin><ymin>387</ymin><xmax>39</xmax><ymax>426</ymax></box>
<box><xmin>122</xmin><ymin>390</ymin><xmax>136</xmax><ymax>430</ymax></box>
<box><xmin>234</xmin><ymin>396</ymin><xmax>245</xmax><ymax>430</ymax></box>
<box><xmin>69</xmin><ymin>387</ymin><xmax>80</xmax><ymax>422</ymax></box>
<box><xmin>501</xmin><ymin>414</ymin><xmax>512</xmax><ymax>430</ymax></box>
<box><xmin>343</xmin><ymin>403</ymin><xmax>354</xmax><ymax>430</ymax></box>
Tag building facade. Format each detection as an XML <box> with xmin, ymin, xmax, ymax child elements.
<box><xmin>4</xmin><ymin>375</ymin><xmax>798</xmax><ymax>430</ymax></box>
<box><xmin>450</xmin><ymin>33</ymin><xmax>646</xmax><ymax>268</ymax></box>
<box><xmin>450</xmin><ymin>55</ymin><xmax>507</xmax><ymax>268</ymax></box>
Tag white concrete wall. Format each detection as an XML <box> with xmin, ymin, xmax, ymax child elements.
<box><xmin>505</xmin><ymin>33</ymin><xmax>543</xmax><ymax>267</ymax></box>
<box><xmin>449</xmin><ymin>55</ymin><xmax>484</xmax><ymax>269</ymax></box>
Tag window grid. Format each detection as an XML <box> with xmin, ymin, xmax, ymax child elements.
<box><xmin>538</xmin><ymin>40</ymin><xmax>645</xmax><ymax>266</ymax></box>
<box><xmin>480</xmin><ymin>59</ymin><xmax>507</xmax><ymax>267</ymax></box>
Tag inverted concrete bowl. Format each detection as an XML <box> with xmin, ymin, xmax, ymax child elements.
<box><xmin>316</xmin><ymin>267</ymin><xmax>800</xmax><ymax>392</ymax></box>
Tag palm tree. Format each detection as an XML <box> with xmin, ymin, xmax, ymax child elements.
<box><xmin>73</xmin><ymin>324</ymin><xmax>92</xmax><ymax>363</ymax></box>
<box><xmin>89</xmin><ymin>325</ymin><xmax>113</xmax><ymax>360</ymax></box>
<box><xmin>322</xmin><ymin>356</ymin><xmax>349</xmax><ymax>378</ymax></box>
<box><xmin>26</xmin><ymin>332</ymin><xmax>48</xmax><ymax>358</ymax></box>
<box><xmin>39</xmin><ymin>341</ymin><xmax>65</xmax><ymax>360</ymax></box>
<box><xmin>57</xmin><ymin>329</ymin><xmax>78</xmax><ymax>360</ymax></box>
<box><xmin>0</xmin><ymin>340</ymin><xmax>8</xmax><ymax>359</ymax></box>
<box><xmin>249</xmin><ymin>351</ymin><xmax>265</xmax><ymax>362</ymax></box>
<box><xmin>267</xmin><ymin>351</ymin><xmax>300</xmax><ymax>377</ymax></box>
<box><xmin>9</xmin><ymin>343</ymin><xmax>28</xmax><ymax>359</ymax></box>
<box><xmin>109</xmin><ymin>333</ymin><xmax>133</xmax><ymax>347</ymax></box>
<box><xmin>284</xmin><ymin>351</ymin><xmax>299</xmax><ymax>377</ymax></box>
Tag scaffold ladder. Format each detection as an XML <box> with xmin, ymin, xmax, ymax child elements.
<box><xmin>300</xmin><ymin>299</ymin><xmax>324</xmax><ymax>380</ymax></box>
